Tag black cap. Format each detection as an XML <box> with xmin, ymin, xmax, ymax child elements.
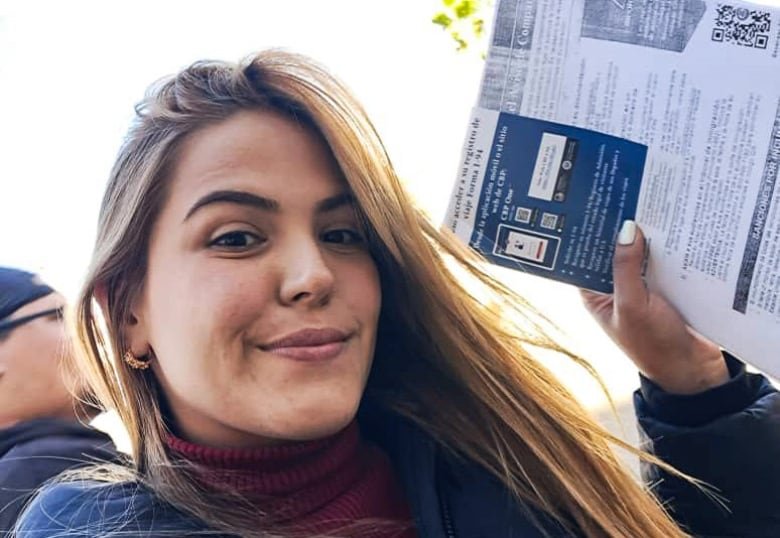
<box><xmin>0</xmin><ymin>267</ymin><xmax>55</xmax><ymax>321</ymax></box>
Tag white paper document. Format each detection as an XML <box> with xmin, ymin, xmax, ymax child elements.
<box><xmin>444</xmin><ymin>0</ymin><xmax>780</xmax><ymax>375</ymax></box>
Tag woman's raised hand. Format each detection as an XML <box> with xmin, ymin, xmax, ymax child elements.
<box><xmin>581</xmin><ymin>221</ymin><xmax>729</xmax><ymax>395</ymax></box>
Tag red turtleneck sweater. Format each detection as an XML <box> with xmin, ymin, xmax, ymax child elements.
<box><xmin>166</xmin><ymin>421</ymin><xmax>417</xmax><ymax>537</ymax></box>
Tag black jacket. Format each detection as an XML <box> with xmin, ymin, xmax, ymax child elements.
<box><xmin>16</xmin><ymin>358</ymin><xmax>780</xmax><ymax>537</ymax></box>
<box><xmin>635</xmin><ymin>354</ymin><xmax>780</xmax><ymax>536</ymax></box>
<box><xmin>0</xmin><ymin>418</ymin><xmax>116</xmax><ymax>536</ymax></box>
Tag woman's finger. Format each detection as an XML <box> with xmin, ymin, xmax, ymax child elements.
<box><xmin>611</xmin><ymin>220</ymin><xmax>649</xmax><ymax>314</ymax></box>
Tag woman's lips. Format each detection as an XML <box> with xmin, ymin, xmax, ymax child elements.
<box><xmin>260</xmin><ymin>328</ymin><xmax>349</xmax><ymax>362</ymax></box>
<box><xmin>266</xmin><ymin>341</ymin><xmax>346</xmax><ymax>361</ymax></box>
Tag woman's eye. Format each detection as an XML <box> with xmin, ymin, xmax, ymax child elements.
<box><xmin>322</xmin><ymin>229</ymin><xmax>365</xmax><ymax>246</ymax></box>
<box><xmin>209</xmin><ymin>231</ymin><xmax>263</xmax><ymax>250</ymax></box>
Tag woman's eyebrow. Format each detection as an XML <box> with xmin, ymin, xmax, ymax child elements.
<box><xmin>183</xmin><ymin>190</ymin><xmax>355</xmax><ymax>222</ymax></box>
<box><xmin>184</xmin><ymin>190</ymin><xmax>279</xmax><ymax>222</ymax></box>
<box><xmin>316</xmin><ymin>192</ymin><xmax>355</xmax><ymax>213</ymax></box>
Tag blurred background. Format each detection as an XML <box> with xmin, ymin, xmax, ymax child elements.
<box><xmin>3</xmin><ymin>0</ymin><xmax>777</xmax><ymax>464</ymax></box>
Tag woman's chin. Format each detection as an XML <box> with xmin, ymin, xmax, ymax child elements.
<box><xmin>262</xmin><ymin>405</ymin><xmax>359</xmax><ymax>443</ymax></box>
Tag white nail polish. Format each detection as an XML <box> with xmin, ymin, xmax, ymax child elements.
<box><xmin>617</xmin><ymin>220</ymin><xmax>636</xmax><ymax>245</ymax></box>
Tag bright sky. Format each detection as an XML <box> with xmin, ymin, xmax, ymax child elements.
<box><xmin>3</xmin><ymin>1</ymin><xmax>778</xmax><ymax>444</ymax></box>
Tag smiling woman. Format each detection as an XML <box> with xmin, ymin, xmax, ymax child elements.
<box><xmin>128</xmin><ymin>110</ymin><xmax>382</xmax><ymax>449</ymax></box>
<box><xmin>13</xmin><ymin>50</ymin><xmax>780</xmax><ymax>538</ymax></box>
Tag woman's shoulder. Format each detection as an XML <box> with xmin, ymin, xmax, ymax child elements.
<box><xmin>16</xmin><ymin>479</ymin><xmax>214</xmax><ymax>537</ymax></box>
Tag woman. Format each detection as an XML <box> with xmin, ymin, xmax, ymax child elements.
<box><xmin>17</xmin><ymin>51</ymin><xmax>780</xmax><ymax>537</ymax></box>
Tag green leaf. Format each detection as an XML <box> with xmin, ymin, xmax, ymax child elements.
<box><xmin>455</xmin><ymin>0</ymin><xmax>478</xmax><ymax>19</ymax></box>
<box><xmin>432</xmin><ymin>12</ymin><xmax>453</xmax><ymax>29</ymax></box>
<box><xmin>473</xmin><ymin>17</ymin><xmax>484</xmax><ymax>37</ymax></box>
<box><xmin>443</xmin><ymin>0</ymin><xmax>456</xmax><ymax>6</ymax></box>
<box><xmin>451</xmin><ymin>31</ymin><xmax>468</xmax><ymax>51</ymax></box>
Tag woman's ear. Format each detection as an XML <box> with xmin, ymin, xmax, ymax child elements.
<box><xmin>94</xmin><ymin>282</ymin><xmax>150</xmax><ymax>356</ymax></box>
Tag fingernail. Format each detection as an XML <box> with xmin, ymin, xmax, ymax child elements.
<box><xmin>617</xmin><ymin>220</ymin><xmax>636</xmax><ymax>246</ymax></box>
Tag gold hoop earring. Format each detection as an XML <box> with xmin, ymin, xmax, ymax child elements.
<box><xmin>124</xmin><ymin>351</ymin><xmax>151</xmax><ymax>370</ymax></box>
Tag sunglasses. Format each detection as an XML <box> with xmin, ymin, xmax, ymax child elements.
<box><xmin>0</xmin><ymin>306</ymin><xmax>65</xmax><ymax>338</ymax></box>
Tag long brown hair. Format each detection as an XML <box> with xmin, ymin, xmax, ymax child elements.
<box><xmin>71</xmin><ymin>50</ymin><xmax>693</xmax><ymax>537</ymax></box>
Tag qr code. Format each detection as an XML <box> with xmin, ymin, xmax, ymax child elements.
<box><xmin>515</xmin><ymin>207</ymin><xmax>533</xmax><ymax>224</ymax></box>
<box><xmin>712</xmin><ymin>4</ymin><xmax>771</xmax><ymax>49</ymax></box>
<box><xmin>540</xmin><ymin>212</ymin><xmax>559</xmax><ymax>230</ymax></box>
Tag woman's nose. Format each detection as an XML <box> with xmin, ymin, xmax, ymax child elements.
<box><xmin>278</xmin><ymin>239</ymin><xmax>335</xmax><ymax>307</ymax></box>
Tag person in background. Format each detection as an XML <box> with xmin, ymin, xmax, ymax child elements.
<box><xmin>15</xmin><ymin>52</ymin><xmax>780</xmax><ymax>537</ymax></box>
<box><xmin>0</xmin><ymin>267</ymin><xmax>116</xmax><ymax>535</ymax></box>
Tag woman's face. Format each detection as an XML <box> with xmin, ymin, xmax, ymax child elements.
<box><xmin>127</xmin><ymin>110</ymin><xmax>381</xmax><ymax>448</ymax></box>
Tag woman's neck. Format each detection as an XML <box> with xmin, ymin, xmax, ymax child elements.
<box><xmin>165</xmin><ymin>419</ymin><xmax>416</xmax><ymax>536</ymax></box>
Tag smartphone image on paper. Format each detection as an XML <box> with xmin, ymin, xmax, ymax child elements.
<box><xmin>505</xmin><ymin>230</ymin><xmax>548</xmax><ymax>262</ymax></box>
<box><xmin>493</xmin><ymin>224</ymin><xmax>560</xmax><ymax>271</ymax></box>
